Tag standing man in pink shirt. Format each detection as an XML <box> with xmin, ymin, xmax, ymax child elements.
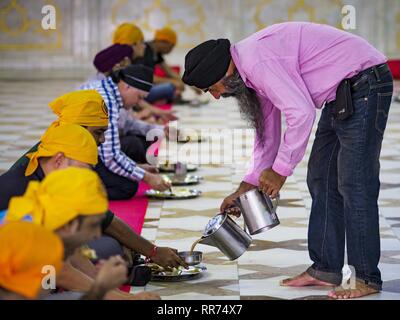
<box><xmin>182</xmin><ymin>22</ymin><xmax>393</xmax><ymax>299</ymax></box>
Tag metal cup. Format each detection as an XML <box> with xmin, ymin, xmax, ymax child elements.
<box><xmin>174</xmin><ymin>162</ymin><xmax>187</xmax><ymax>177</ymax></box>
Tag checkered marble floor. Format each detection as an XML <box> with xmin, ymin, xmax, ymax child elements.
<box><xmin>0</xmin><ymin>80</ymin><xmax>399</xmax><ymax>300</ymax></box>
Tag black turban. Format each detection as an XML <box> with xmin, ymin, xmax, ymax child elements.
<box><xmin>112</xmin><ymin>64</ymin><xmax>153</xmax><ymax>92</ymax></box>
<box><xmin>182</xmin><ymin>39</ymin><xmax>231</xmax><ymax>89</ymax></box>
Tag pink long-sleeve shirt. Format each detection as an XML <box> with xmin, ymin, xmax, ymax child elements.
<box><xmin>230</xmin><ymin>22</ymin><xmax>387</xmax><ymax>186</ymax></box>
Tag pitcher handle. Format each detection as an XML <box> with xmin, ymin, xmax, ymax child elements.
<box><xmin>272</xmin><ymin>193</ymin><xmax>280</xmax><ymax>211</ymax></box>
<box><xmin>222</xmin><ymin>209</ymin><xmax>248</xmax><ymax>233</ymax></box>
<box><xmin>262</xmin><ymin>192</ymin><xmax>279</xmax><ymax>212</ymax></box>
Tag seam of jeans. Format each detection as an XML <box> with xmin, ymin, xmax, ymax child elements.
<box><xmin>358</xmin><ymin>97</ymin><xmax>370</xmax><ymax>275</ymax></box>
<box><xmin>320</xmin><ymin>138</ymin><xmax>339</xmax><ymax>265</ymax></box>
<box><xmin>375</xmin><ymin>94</ymin><xmax>388</xmax><ymax>136</ymax></box>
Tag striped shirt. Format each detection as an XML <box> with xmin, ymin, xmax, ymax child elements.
<box><xmin>81</xmin><ymin>77</ymin><xmax>145</xmax><ymax>181</ymax></box>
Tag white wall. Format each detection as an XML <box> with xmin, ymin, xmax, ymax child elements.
<box><xmin>0</xmin><ymin>0</ymin><xmax>399</xmax><ymax>78</ymax></box>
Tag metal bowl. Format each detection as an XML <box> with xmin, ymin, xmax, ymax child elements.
<box><xmin>178</xmin><ymin>251</ymin><xmax>203</xmax><ymax>266</ymax></box>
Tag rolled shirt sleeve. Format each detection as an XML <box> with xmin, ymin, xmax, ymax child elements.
<box><xmin>251</xmin><ymin>57</ymin><xmax>316</xmax><ymax>177</ymax></box>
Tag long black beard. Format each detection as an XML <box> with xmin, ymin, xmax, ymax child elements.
<box><xmin>222</xmin><ymin>70</ymin><xmax>265</xmax><ymax>142</ymax></box>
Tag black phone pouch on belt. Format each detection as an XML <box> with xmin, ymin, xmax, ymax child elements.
<box><xmin>333</xmin><ymin>79</ymin><xmax>354</xmax><ymax>120</ymax></box>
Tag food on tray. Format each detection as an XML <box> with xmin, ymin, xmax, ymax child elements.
<box><xmin>80</xmin><ymin>245</ymin><xmax>98</xmax><ymax>260</ymax></box>
<box><xmin>161</xmin><ymin>174</ymin><xmax>201</xmax><ymax>185</ymax></box>
<box><xmin>145</xmin><ymin>188</ymin><xmax>201</xmax><ymax>199</ymax></box>
<box><xmin>160</xmin><ymin>188</ymin><xmax>193</xmax><ymax>197</ymax></box>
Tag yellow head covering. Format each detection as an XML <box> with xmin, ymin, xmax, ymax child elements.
<box><xmin>113</xmin><ymin>23</ymin><xmax>144</xmax><ymax>45</ymax></box>
<box><xmin>6</xmin><ymin>167</ymin><xmax>108</xmax><ymax>231</ymax></box>
<box><xmin>48</xmin><ymin>90</ymin><xmax>108</xmax><ymax>128</ymax></box>
<box><xmin>154</xmin><ymin>27</ymin><xmax>177</xmax><ymax>46</ymax></box>
<box><xmin>25</xmin><ymin>123</ymin><xmax>98</xmax><ymax>177</ymax></box>
<box><xmin>0</xmin><ymin>222</ymin><xmax>64</xmax><ymax>299</ymax></box>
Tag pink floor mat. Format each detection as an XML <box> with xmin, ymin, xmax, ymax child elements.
<box><xmin>108</xmin><ymin>182</ymin><xmax>151</xmax><ymax>235</ymax></box>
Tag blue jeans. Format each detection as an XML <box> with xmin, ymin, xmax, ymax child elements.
<box><xmin>145</xmin><ymin>83</ymin><xmax>175</xmax><ymax>104</ymax></box>
<box><xmin>306</xmin><ymin>66</ymin><xmax>393</xmax><ymax>290</ymax></box>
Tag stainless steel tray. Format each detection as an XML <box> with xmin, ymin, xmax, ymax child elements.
<box><xmin>145</xmin><ymin>188</ymin><xmax>202</xmax><ymax>200</ymax></box>
<box><xmin>162</xmin><ymin>174</ymin><xmax>202</xmax><ymax>186</ymax></box>
<box><xmin>150</xmin><ymin>265</ymin><xmax>206</xmax><ymax>282</ymax></box>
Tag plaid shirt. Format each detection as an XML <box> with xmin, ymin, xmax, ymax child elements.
<box><xmin>81</xmin><ymin>77</ymin><xmax>145</xmax><ymax>181</ymax></box>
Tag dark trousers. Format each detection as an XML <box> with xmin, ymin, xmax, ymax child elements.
<box><xmin>87</xmin><ymin>236</ymin><xmax>124</xmax><ymax>260</ymax></box>
<box><xmin>95</xmin><ymin>160</ymin><xmax>138</xmax><ymax>200</ymax></box>
<box><xmin>95</xmin><ymin>133</ymin><xmax>151</xmax><ymax>200</ymax></box>
<box><xmin>145</xmin><ymin>83</ymin><xmax>175</xmax><ymax>104</ymax></box>
<box><xmin>306</xmin><ymin>67</ymin><xmax>393</xmax><ymax>290</ymax></box>
<box><xmin>120</xmin><ymin>132</ymin><xmax>152</xmax><ymax>164</ymax></box>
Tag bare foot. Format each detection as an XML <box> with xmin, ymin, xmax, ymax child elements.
<box><xmin>328</xmin><ymin>280</ymin><xmax>379</xmax><ymax>299</ymax></box>
<box><xmin>280</xmin><ymin>272</ymin><xmax>335</xmax><ymax>287</ymax></box>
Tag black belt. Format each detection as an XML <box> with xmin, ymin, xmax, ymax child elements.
<box><xmin>326</xmin><ymin>63</ymin><xmax>390</xmax><ymax>109</ymax></box>
<box><xmin>349</xmin><ymin>63</ymin><xmax>390</xmax><ymax>90</ymax></box>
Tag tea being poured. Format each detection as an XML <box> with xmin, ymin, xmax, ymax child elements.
<box><xmin>190</xmin><ymin>238</ymin><xmax>203</xmax><ymax>255</ymax></box>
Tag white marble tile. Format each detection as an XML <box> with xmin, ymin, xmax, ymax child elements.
<box><xmin>239</xmin><ymin>276</ymin><xmax>329</xmax><ymax>299</ymax></box>
<box><xmin>239</xmin><ymin>248</ymin><xmax>312</xmax><ymax>268</ymax></box>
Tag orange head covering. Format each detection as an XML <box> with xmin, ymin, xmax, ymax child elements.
<box><xmin>25</xmin><ymin>123</ymin><xmax>98</xmax><ymax>177</ymax></box>
<box><xmin>154</xmin><ymin>26</ymin><xmax>177</xmax><ymax>46</ymax></box>
<box><xmin>7</xmin><ymin>167</ymin><xmax>108</xmax><ymax>231</ymax></box>
<box><xmin>0</xmin><ymin>222</ymin><xmax>64</xmax><ymax>299</ymax></box>
<box><xmin>48</xmin><ymin>90</ymin><xmax>108</xmax><ymax>128</ymax></box>
<box><xmin>113</xmin><ymin>23</ymin><xmax>144</xmax><ymax>46</ymax></box>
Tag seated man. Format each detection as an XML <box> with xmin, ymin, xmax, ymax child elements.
<box><xmin>113</xmin><ymin>22</ymin><xmax>177</xmax><ymax>104</ymax></box>
<box><xmin>86</xmin><ymin>46</ymin><xmax>176</xmax><ymax>163</ymax></box>
<box><xmin>0</xmin><ymin>222</ymin><xmax>64</xmax><ymax>300</ymax></box>
<box><xmin>91</xmin><ymin>43</ymin><xmax>177</xmax><ymax>124</ymax></box>
<box><xmin>80</xmin><ymin>64</ymin><xmax>172</xmax><ymax>199</ymax></box>
<box><xmin>4</xmin><ymin>167</ymin><xmax>159</xmax><ymax>300</ymax></box>
<box><xmin>112</xmin><ymin>22</ymin><xmax>146</xmax><ymax>62</ymax></box>
<box><xmin>83</xmin><ymin>43</ymin><xmax>133</xmax><ymax>85</ymax></box>
<box><xmin>0</xmin><ymin>103</ymin><xmax>186</xmax><ymax>273</ymax></box>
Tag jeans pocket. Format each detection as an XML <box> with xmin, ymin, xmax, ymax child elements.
<box><xmin>375</xmin><ymin>92</ymin><xmax>393</xmax><ymax>136</ymax></box>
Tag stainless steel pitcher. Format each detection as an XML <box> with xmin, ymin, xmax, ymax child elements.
<box><xmin>234</xmin><ymin>189</ymin><xmax>280</xmax><ymax>235</ymax></box>
<box><xmin>198</xmin><ymin>213</ymin><xmax>252</xmax><ymax>260</ymax></box>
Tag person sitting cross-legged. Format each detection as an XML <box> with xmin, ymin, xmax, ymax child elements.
<box><xmin>3</xmin><ymin>167</ymin><xmax>160</xmax><ymax>300</ymax></box>
<box><xmin>1</xmin><ymin>91</ymin><xmax>185</xmax><ymax>274</ymax></box>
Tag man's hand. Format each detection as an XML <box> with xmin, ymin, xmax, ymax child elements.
<box><xmin>155</xmin><ymin>109</ymin><xmax>179</xmax><ymax>123</ymax></box>
<box><xmin>259</xmin><ymin>168</ymin><xmax>287</xmax><ymax>198</ymax></box>
<box><xmin>151</xmin><ymin>247</ymin><xmax>189</xmax><ymax>269</ymax></box>
<box><xmin>220</xmin><ymin>181</ymin><xmax>257</xmax><ymax>213</ymax></box>
<box><xmin>94</xmin><ymin>256</ymin><xmax>128</xmax><ymax>293</ymax></box>
<box><xmin>220</xmin><ymin>192</ymin><xmax>241</xmax><ymax>215</ymax></box>
<box><xmin>143</xmin><ymin>172</ymin><xmax>171</xmax><ymax>191</ymax></box>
